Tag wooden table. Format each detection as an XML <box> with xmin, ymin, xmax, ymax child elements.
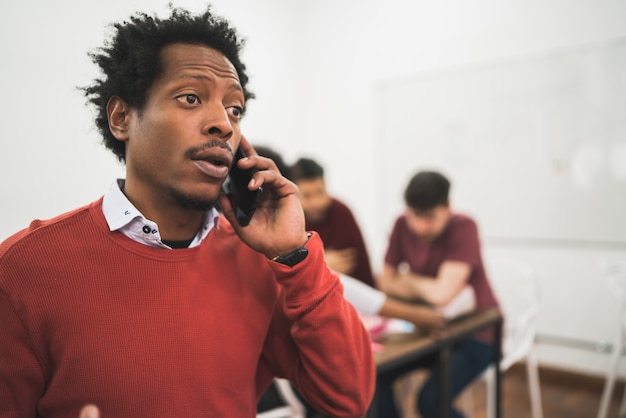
<box><xmin>368</xmin><ymin>308</ymin><xmax>503</xmax><ymax>418</ymax></box>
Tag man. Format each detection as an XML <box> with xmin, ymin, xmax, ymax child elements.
<box><xmin>290</xmin><ymin>157</ymin><xmax>376</xmax><ymax>288</ymax></box>
<box><xmin>377</xmin><ymin>170</ymin><xmax>500</xmax><ymax>418</ymax></box>
<box><xmin>0</xmin><ymin>7</ymin><xmax>374</xmax><ymax>417</ymax></box>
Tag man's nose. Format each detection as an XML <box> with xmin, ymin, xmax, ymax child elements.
<box><xmin>202</xmin><ymin>103</ymin><xmax>234</xmax><ymax>140</ymax></box>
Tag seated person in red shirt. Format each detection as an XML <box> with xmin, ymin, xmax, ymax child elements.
<box><xmin>377</xmin><ymin>170</ymin><xmax>500</xmax><ymax>418</ymax></box>
<box><xmin>290</xmin><ymin>157</ymin><xmax>376</xmax><ymax>287</ymax></box>
<box><xmin>0</xmin><ymin>7</ymin><xmax>375</xmax><ymax>418</ymax></box>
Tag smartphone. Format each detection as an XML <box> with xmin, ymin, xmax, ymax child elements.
<box><xmin>223</xmin><ymin>147</ymin><xmax>263</xmax><ymax>226</ymax></box>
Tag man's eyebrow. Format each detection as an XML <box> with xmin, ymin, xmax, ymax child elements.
<box><xmin>179</xmin><ymin>74</ymin><xmax>243</xmax><ymax>92</ymax></box>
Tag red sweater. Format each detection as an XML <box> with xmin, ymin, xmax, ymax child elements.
<box><xmin>0</xmin><ymin>198</ymin><xmax>375</xmax><ymax>417</ymax></box>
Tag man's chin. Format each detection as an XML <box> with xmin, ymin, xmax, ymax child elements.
<box><xmin>170</xmin><ymin>188</ymin><xmax>217</xmax><ymax>211</ymax></box>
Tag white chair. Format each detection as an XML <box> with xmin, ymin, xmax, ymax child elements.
<box><xmin>597</xmin><ymin>261</ymin><xmax>626</xmax><ymax>418</ymax></box>
<box><xmin>256</xmin><ymin>379</ymin><xmax>306</xmax><ymax>418</ymax></box>
<box><xmin>464</xmin><ymin>258</ymin><xmax>543</xmax><ymax>418</ymax></box>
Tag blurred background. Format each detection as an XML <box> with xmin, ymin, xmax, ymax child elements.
<box><xmin>1</xmin><ymin>0</ymin><xmax>625</xmax><ymax>392</ymax></box>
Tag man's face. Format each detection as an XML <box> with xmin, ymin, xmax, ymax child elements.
<box><xmin>405</xmin><ymin>204</ymin><xmax>451</xmax><ymax>242</ymax></box>
<box><xmin>296</xmin><ymin>177</ymin><xmax>332</xmax><ymax>224</ymax></box>
<box><xmin>120</xmin><ymin>43</ymin><xmax>245</xmax><ymax>211</ymax></box>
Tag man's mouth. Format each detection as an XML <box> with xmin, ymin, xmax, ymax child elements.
<box><xmin>191</xmin><ymin>148</ymin><xmax>233</xmax><ymax>179</ymax></box>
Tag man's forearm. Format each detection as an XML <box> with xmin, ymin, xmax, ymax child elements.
<box><xmin>381</xmin><ymin>272</ymin><xmax>451</xmax><ymax>306</ymax></box>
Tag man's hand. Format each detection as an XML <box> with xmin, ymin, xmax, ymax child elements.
<box><xmin>79</xmin><ymin>405</ymin><xmax>100</xmax><ymax>418</ymax></box>
<box><xmin>325</xmin><ymin>248</ymin><xmax>357</xmax><ymax>275</ymax></box>
<box><xmin>219</xmin><ymin>136</ymin><xmax>308</xmax><ymax>259</ymax></box>
<box><xmin>378</xmin><ymin>296</ymin><xmax>445</xmax><ymax>338</ymax></box>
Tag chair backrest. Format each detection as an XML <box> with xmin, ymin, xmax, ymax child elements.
<box><xmin>605</xmin><ymin>260</ymin><xmax>626</xmax><ymax>331</ymax></box>
<box><xmin>485</xmin><ymin>258</ymin><xmax>542</xmax><ymax>370</ymax></box>
<box><xmin>256</xmin><ymin>379</ymin><xmax>305</xmax><ymax>418</ymax></box>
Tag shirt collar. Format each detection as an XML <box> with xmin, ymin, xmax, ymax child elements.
<box><xmin>102</xmin><ymin>179</ymin><xmax>219</xmax><ymax>249</ymax></box>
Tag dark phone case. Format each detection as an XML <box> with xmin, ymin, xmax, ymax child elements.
<box><xmin>224</xmin><ymin>148</ymin><xmax>263</xmax><ymax>226</ymax></box>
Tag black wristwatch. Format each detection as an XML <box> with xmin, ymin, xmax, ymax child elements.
<box><xmin>271</xmin><ymin>233</ymin><xmax>311</xmax><ymax>267</ymax></box>
<box><xmin>271</xmin><ymin>247</ymin><xmax>309</xmax><ymax>267</ymax></box>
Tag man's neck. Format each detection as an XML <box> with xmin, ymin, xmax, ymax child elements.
<box><xmin>122</xmin><ymin>181</ymin><xmax>207</xmax><ymax>241</ymax></box>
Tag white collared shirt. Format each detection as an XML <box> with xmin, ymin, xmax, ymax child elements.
<box><xmin>102</xmin><ymin>179</ymin><xmax>219</xmax><ymax>249</ymax></box>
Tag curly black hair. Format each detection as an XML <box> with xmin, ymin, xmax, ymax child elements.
<box><xmin>82</xmin><ymin>5</ymin><xmax>254</xmax><ymax>163</ymax></box>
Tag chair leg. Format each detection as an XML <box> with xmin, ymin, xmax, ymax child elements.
<box><xmin>525</xmin><ymin>349</ymin><xmax>543</xmax><ymax>418</ymax></box>
<box><xmin>273</xmin><ymin>379</ymin><xmax>305</xmax><ymax>418</ymax></box>
<box><xmin>620</xmin><ymin>382</ymin><xmax>626</xmax><ymax>418</ymax></box>
<box><xmin>485</xmin><ymin>366</ymin><xmax>495</xmax><ymax>418</ymax></box>
<box><xmin>597</xmin><ymin>328</ymin><xmax>623</xmax><ymax>418</ymax></box>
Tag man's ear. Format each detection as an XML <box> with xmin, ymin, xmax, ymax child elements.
<box><xmin>107</xmin><ymin>96</ymin><xmax>132</xmax><ymax>142</ymax></box>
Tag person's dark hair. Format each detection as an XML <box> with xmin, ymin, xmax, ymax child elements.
<box><xmin>254</xmin><ymin>145</ymin><xmax>292</xmax><ymax>180</ymax></box>
<box><xmin>290</xmin><ymin>158</ymin><xmax>324</xmax><ymax>182</ymax></box>
<box><xmin>404</xmin><ymin>171</ymin><xmax>450</xmax><ymax>211</ymax></box>
<box><xmin>82</xmin><ymin>5</ymin><xmax>254</xmax><ymax>163</ymax></box>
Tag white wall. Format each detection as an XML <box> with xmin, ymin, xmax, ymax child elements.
<box><xmin>284</xmin><ymin>0</ymin><xmax>626</xmax><ymax>377</ymax></box>
<box><xmin>2</xmin><ymin>0</ymin><xmax>626</xmax><ymax>377</ymax></box>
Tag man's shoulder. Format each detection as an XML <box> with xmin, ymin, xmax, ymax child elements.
<box><xmin>0</xmin><ymin>200</ymin><xmax>101</xmax><ymax>259</ymax></box>
<box><xmin>445</xmin><ymin>213</ymin><xmax>480</xmax><ymax>240</ymax></box>
<box><xmin>450</xmin><ymin>213</ymin><xmax>478</xmax><ymax>228</ymax></box>
<box><xmin>330</xmin><ymin>197</ymin><xmax>361</xmax><ymax>219</ymax></box>
<box><xmin>328</xmin><ymin>198</ymin><xmax>361</xmax><ymax>225</ymax></box>
<box><xmin>330</xmin><ymin>197</ymin><xmax>352</xmax><ymax>213</ymax></box>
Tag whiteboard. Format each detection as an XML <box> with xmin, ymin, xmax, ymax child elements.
<box><xmin>377</xmin><ymin>38</ymin><xmax>626</xmax><ymax>244</ymax></box>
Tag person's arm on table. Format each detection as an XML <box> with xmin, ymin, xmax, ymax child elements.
<box><xmin>379</xmin><ymin>260</ymin><xmax>471</xmax><ymax>306</ymax></box>
<box><xmin>379</xmin><ymin>297</ymin><xmax>445</xmax><ymax>330</ymax></box>
<box><xmin>340</xmin><ymin>273</ymin><xmax>444</xmax><ymax>331</ymax></box>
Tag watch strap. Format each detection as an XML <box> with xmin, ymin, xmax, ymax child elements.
<box><xmin>271</xmin><ymin>247</ymin><xmax>309</xmax><ymax>267</ymax></box>
<box><xmin>270</xmin><ymin>233</ymin><xmax>312</xmax><ymax>267</ymax></box>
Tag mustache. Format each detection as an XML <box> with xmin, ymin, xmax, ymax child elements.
<box><xmin>184</xmin><ymin>139</ymin><xmax>233</xmax><ymax>159</ymax></box>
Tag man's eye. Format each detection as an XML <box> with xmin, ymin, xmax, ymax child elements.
<box><xmin>177</xmin><ymin>94</ymin><xmax>200</xmax><ymax>105</ymax></box>
<box><xmin>227</xmin><ymin>106</ymin><xmax>243</xmax><ymax>119</ymax></box>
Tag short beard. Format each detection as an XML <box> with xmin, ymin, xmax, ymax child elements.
<box><xmin>169</xmin><ymin>187</ymin><xmax>216</xmax><ymax>211</ymax></box>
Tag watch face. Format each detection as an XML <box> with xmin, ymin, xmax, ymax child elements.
<box><xmin>275</xmin><ymin>247</ymin><xmax>309</xmax><ymax>267</ymax></box>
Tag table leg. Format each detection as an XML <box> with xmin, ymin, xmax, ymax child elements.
<box><xmin>437</xmin><ymin>345</ymin><xmax>452</xmax><ymax>418</ymax></box>
<box><xmin>494</xmin><ymin>321</ymin><xmax>503</xmax><ymax>418</ymax></box>
<box><xmin>365</xmin><ymin>384</ymin><xmax>378</xmax><ymax>418</ymax></box>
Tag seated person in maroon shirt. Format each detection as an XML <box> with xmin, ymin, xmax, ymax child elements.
<box><xmin>290</xmin><ymin>157</ymin><xmax>376</xmax><ymax>288</ymax></box>
<box><xmin>377</xmin><ymin>170</ymin><xmax>500</xmax><ymax>418</ymax></box>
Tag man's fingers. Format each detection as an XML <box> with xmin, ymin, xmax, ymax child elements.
<box><xmin>237</xmin><ymin>135</ymin><xmax>256</xmax><ymax>156</ymax></box>
<box><xmin>79</xmin><ymin>405</ymin><xmax>100</xmax><ymax>418</ymax></box>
